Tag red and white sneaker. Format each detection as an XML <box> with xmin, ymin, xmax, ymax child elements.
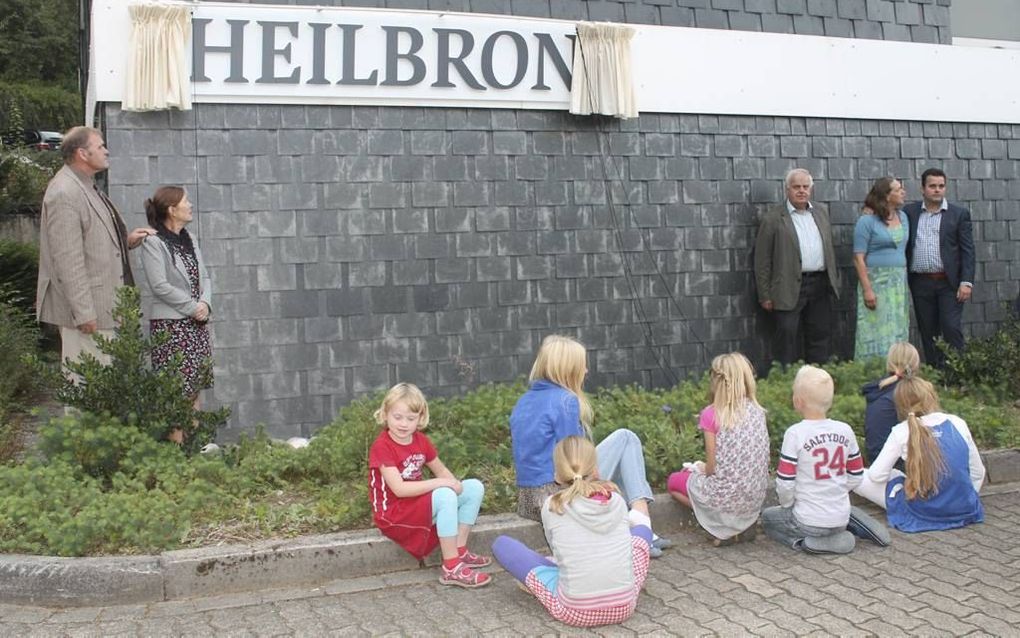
<box><xmin>457</xmin><ymin>550</ymin><xmax>492</xmax><ymax>568</ymax></box>
<box><xmin>440</xmin><ymin>562</ymin><xmax>492</xmax><ymax>588</ymax></box>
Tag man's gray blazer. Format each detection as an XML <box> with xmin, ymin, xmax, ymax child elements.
<box><xmin>36</xmin><ymin>165</ymin><xmax>128</xmax><ymax>330</ymax></box>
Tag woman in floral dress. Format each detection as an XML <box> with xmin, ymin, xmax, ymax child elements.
<box><xmin>854</xmin><ymin>177</ymin><xmax>909</xmax><ymax>360</ymax></box>
<box><xmin>139</xmin><ymin>186</ymin><xmax>213</xmax><ymax>443</ymax></box>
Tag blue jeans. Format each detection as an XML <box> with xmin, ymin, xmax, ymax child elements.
<box><xmin>596</xmin><ymin>429</ymin><xmax>654</xmax><ymax>505</ymax></box>
<box><xmin>761</xmin><ymin>506</ymin><xmax>854</xmax><ymax>554</ymax></box>
<box><xmin>431</xmin><ymin>478</ymin><xmax>484</xmax><ymax>538</ymax></box>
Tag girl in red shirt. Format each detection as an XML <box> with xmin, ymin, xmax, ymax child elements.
<box><xmin>368</xmin><ymin>383</ymin><xmax>492</xmax><ymax>588</ymax></box>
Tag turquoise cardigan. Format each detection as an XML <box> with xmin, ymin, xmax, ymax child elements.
<box><xmin>853</xmin><ymin>212</ymin><xmax>909</xmax><ymax>268</ymax></box>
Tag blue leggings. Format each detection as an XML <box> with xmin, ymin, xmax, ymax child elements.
<box><xmin>431</xmin><ymin>478</ymin><xmax>484</xmax><ymax>538</ymax></box>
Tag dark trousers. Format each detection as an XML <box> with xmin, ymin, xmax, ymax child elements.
<box><xmin>910</xmin><ymin>274</ymin><xmax>964</xmax><ymax>368</ymax></box>
<box><xmin>772</xmin><ymin>272</ymin><xmax>834</xmax><ymax>367</ymax></box>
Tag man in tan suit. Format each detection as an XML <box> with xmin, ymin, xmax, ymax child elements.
<box><xmin>36</xmin><ymin>126</ymin><xmax>154</xmax><ymax>370</ymax></box>
<box><xmin>754</xmin><ymin>168</ymin><xmax>840</xmax><ymax>367</ymax></box>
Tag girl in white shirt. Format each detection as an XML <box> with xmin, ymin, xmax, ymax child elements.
<box><xmin>855</xmin><ymin>374</ymin><xmax>985</xmax><ymax>532</ymax></box>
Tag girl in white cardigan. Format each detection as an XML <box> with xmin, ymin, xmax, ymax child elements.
<box><xmin>855</xmin><ymin>374</ymin><xmax>985</xmax><ymax>532</ymax></box>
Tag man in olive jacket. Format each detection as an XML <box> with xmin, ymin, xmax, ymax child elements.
<box><xmin>754</xmin><ymin>168</ymin><xmax>840</xmax><ymax>366</ymax></box>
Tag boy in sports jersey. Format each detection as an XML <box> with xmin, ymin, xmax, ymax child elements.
<box><xmin>762</xmin><ymin>366</ymin><xmax>890</xmax><ymax>553</ymax></box>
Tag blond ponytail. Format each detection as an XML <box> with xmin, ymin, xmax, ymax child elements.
<box><xmin>878</xmin><ymin>342</ymin><xmax>921</xmax><ymax>390</ymax></box>
<box><xmin>546</xmin><ymin>436</ymin><xmax>619</xmax><ymax>515</ymax></box>
<box><xmin>894</xmin><ymin>376</ymin><xmax>946</xmax><ymax>499</ymax></box>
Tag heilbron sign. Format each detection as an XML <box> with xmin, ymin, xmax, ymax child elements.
<box><xmin>188</xmin><ymin>5</ymin><xmax>575</xmax><ymax>108</ymax></box>
<box><xmin>91</xmin><ymin>1</ymin><xmax>1020</xmax><ymax>122</ymax></box>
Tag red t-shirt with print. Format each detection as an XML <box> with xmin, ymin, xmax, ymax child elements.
<box><xmin>368</xmin><ymin>429</ymin><xmax>439</xmax><ymax>560</ymax></box>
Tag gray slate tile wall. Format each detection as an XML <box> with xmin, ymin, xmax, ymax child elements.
<box><xmin>101</xmin><ymin>0</ymin><xmax>992</xmax><ymax>436</ymax></box>
<box><xmin>216</xmin><ymin>0</ymin><xmax>953</xmax><ymax>44</ymax></box>
<box><xmin>105</xmin><ymin>105</ymin><xmax>1020</xmax><ymax>438</ymax></box>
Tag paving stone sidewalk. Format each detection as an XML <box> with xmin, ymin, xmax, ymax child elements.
<box><xmin>2</xmin><ymin>487</ymin><xmax>1018</xmax><ymax>637</ymax></box>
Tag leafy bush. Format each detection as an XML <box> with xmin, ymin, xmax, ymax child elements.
<box><xmin>33</xmin><ymin>286</ymin><xmax>229</xmax><ymax>455</ymax></box>
<box><xmin>941</xmin><ymin>308</ymin><xmax>1020</xmax><ymax>400</ymax></box>
<box><xmin>0</xmin><ymin>82</ymin><xmax>80</xmax><ymax>131</ymax></box>
<box><xmin>0</xmin><ymin>413</ymin><xmax>228</xmax><ymax>556</ymax></box>
<box><xmin>0</xmin><ymin>146</ymin><xmax>59</xmax><ymax>215</ymax></box>
<box><xmin>0</xmin><ymin>287</ymin><xmax>41</xmax><ymax>449</ymax></box>
<box><xmin>0</xmin><ymin>239</ymin><xmax>39</xmax><ymax>314</ymax></box>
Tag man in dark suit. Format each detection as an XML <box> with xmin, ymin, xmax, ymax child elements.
<box><xmin>754</xmin><ymin>168</ymin><xmax>840</xmax><ymax>366</ymax></box>
<box><xmin>904</xmin><ymin>168</ymin><xmax>975</xmax><ymax>368</ymax></box>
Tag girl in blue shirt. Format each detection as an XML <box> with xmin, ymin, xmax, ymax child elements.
<box><xmin>509</xmin><ymin>335</ymin><xmax>669</xmax><ymax>555</ymax></box>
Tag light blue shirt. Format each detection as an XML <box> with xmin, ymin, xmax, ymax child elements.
<box><xmin>911</xmin><ymin>198</ymin><xmax>948</xmax><ymax>274</ymax></box>
<box><xmin>787</xmin><ymin>200</ymin><xmax>825</xmax><ymax>272</ymax></box>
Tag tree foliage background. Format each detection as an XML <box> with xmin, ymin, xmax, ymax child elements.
<box><xmin>0</xmin><ymin>0</ymin><xmax>80</xmax><ymax>90</ymax></box>
<box><xmin>0</xmin><ymin>0</ymin><xmax>81</xmax><ymax>131</ymax></box>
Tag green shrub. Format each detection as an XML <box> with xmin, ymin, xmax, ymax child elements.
<box><xmin>0</xmin><ymin>412</ymin><xmax>229</xmax><ymax>556</ymax></box>
<box><xmin>33</xmin><ymin>286</ymin><xmax>229</xmax><ymax>454</ymax></box>
<box><xmin>0</xmin><ymin>82</ymin><xmax>80</xmax><ymax>132</ymax></box>
<box><xmin>2</xmin><ymin>356</ymin><xmax>1018</xmax><ymax>556</ymax></box>
<box><xmin>0</xmin><ymin>239</ymin><xmax>39</xmax><ymax>314</ymax></box>
<box><xmin>37</xmin><ymin>411</ymin><xmax>166</xmax><ymax>483</ymax></box>
<box><xmin>941</xmin><ymin>309</ymin><xmax>1020</xmax><ymax>400</ymax></box>
<box><xmin>0</xmin><ymin>146</ymin><xmax>59</xmax><ymax>215</ymax></box>
<box><xmin>0</xmin><ymin>287</ymin><xmax>41</xmax><ymax>438</ymax></box>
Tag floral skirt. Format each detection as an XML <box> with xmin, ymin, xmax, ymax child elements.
<box><xmin>150</xmin><ymin>318</ymin><xmax>213</xmax><ymax>398</ymax></box>
<box><xmin>855</xmin><ymin>266</ymin><xmax>909</xmax><ymax>360</ymax></box>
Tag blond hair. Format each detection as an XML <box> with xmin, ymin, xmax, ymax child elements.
<box><xmin>708</xmin><ymin>352</ymin><xmax>761</xmax><ymax>429</ymax></box>
<box><xmin>529</xmin><ymin>335</ymin><xmax>593</xmax><ymax>429</ymax></box>
<box><xmin>373</xmin><ymin>383</ymin><xmax>430</xmax><ymax>430</ymax></box>
<box><xmin>894</xmin><ymin>376</ymin><xmax>946</xmax><ymax>500</ymax></box>
<box><xmin>793</xmin><ymin>365</ymin><xmax>834</xmax><ymax>414</ymax></box>
<box><xmin>546</xmin><ymin>436</ymin><xmax>620</xmax><ymax>515</ymax></box>
<box><xmin>878</xmin><ymin>342</ymin><xmax>921</xmax><ymax>390</ymax></box>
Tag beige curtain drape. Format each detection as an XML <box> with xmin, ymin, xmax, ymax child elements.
<box><xmin>123</xmin><ymin>3</ymin><xmax>192</xmax><ymax>112</ymax></box>
<box><xmin>569</xmin><ymin>22</ymin><xmax>638</xmax><ymax>119</ymax></box>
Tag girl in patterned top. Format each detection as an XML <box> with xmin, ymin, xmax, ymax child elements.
<box><xmin>667</xmin><ymin>352</ymin><xmax>770</xmax><ymax>546</ymax></box>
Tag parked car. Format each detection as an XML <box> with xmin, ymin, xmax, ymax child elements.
<box><xmin>1</xmin><ymin>129</ymin><xmax>63</xmax><ymax>151</ymax></box>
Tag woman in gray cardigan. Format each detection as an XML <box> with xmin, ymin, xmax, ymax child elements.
<box><xmin>139</xmin><ymin>186</ymin><xmax>213</xmax><ymax>444</ymax></box>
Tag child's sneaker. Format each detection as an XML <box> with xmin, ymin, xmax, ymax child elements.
<box><xmin>440</xmin><ymin>562</ymin><xmax>492</xmax><ymax>588</ymax></box>
<box><xmin>800</xmin><ymin>531</ymin><xmax>855</xmax><ymax>555</ymax></box>
<box><xmin>458</xmin><ymin>549</ymin><xmax>492</xmax><ymax>568</ymax></box>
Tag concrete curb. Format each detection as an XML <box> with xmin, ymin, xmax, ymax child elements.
<box><xmin>2</xmin><ymin>449</ymin><xmax>1016</xmax><ymax>608</ymax></box>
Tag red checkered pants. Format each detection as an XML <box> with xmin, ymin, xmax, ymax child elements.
<box><xmin>523</xmin><ymin>536</ymin><xmax>651</xmax><ymax>627</ymax></box>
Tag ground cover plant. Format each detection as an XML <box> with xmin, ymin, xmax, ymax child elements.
<box><xmin>0</xmin><ymin>284</ymin><xmax>43</xmax><ymax>460</ymax></box>
<box><xmin>2</xmin><ymin>302</ymin><xmax>1018</xmax><ymax>555</ymax></box>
